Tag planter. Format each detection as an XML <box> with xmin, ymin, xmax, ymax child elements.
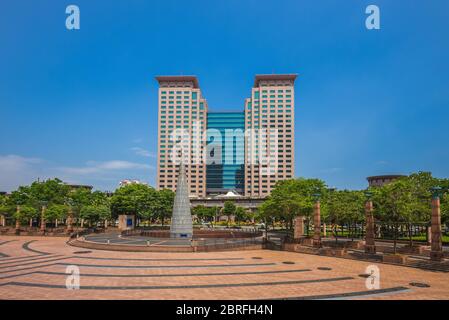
<box><xmin>382</xmin><ymin>254</ymin><xmax>407</xmax><ymax>264</ymax></box>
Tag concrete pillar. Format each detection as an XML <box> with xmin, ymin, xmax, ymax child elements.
<box><xmin>15</xmin><ymin>205</ymin><xmax>21</xmax><ymax>234</ymax></box>
<box><xmin>313</xmin><ymin>201</ymin><xmax>321</xmax><ymax>248</ymax></box>
<box><xmin>40</xmin><ymin>205</ymin><xmax>46</xmax><ymax>232</ymax></box>
<box><xmin>67</xmin><ymin>210</ymin><xmax>74</xmax><ymax>233</ymax></box>
<box><xmin>323</xmin><ymin>223</ymin><xmax>327</xmax><ymax>237</ymax></box>
<box><xmin>365</xmin><ymin>200</ymin><xmax>376</xmax><ymax>254</ymax></box>
<box><xmin>294</xmin><ymin>216</ymin><xmax>305</xmax><ymax>239</ymax></box>
<box><xmin>427</xmin><ymin>226</ymin><xmax>432</xmax><ymax>245</ymax></box>
<box><xmin>430</xmin><ymin>196</ymin><xmax>443</xmax><ymax>261</ymax></box>
<box><xmin>104</xmin><ymin>219</ymin><xmax>108</xmax><ymax>229</ymax></box>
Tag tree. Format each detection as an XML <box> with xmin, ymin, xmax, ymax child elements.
<box><xmin>223</xmin><ymin>201</ymin><xmax>236</xmax><ymax>226</ymax></box>
<box><xmin>372</xmin><ymin>179</ymin><xmax>414</xmax><ymax>253</ymax></box>
<box><xmin>234</xmin><ymin>207</ymin><xmax>247</xmax><ymax>225</ymax></box>
<box><xmin>260</xmin><ymin>178</ymin><xmax>328</xmax><ymax>232</ymax></box>
<box><xmin>192</xmin><ymin>205</ymin><xmax>216</xmax><ymax>223</ymax></box>
<box><xmin>151</xmin><ymin>189</ymin><xmax>174</xmax><ymax>226</ymax></box>
<box><xmin>80</xmin><ymin>205</ymin><xmax>111</xmax><ymax>227</ymax></box>
<box><xmin>44</xmin><ymin>204</ymin><xmax>69</xmax><ymax>227</ymax></box>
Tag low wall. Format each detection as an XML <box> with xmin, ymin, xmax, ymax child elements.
<box><xmin>122</xmin><ymin>229</ymin><xmax>262</xmax><ymax>239</ymax></box>
<box><xmin>68</xmin><ymin>238</ymin><xmax>263</xmax><ymax>253</ymax></box>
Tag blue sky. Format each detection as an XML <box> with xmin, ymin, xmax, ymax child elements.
<box><xmin>1</xmin><ymin>0</ymin><xmax>448</xmax><ymax>192</ymax></box>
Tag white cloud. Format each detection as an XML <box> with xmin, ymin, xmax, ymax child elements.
<box><xmin>320</xmin><ymin>167</ymin><xmax>343</xmax><ymax>174</ymax></box>
<box><xmin>59</xmin><ymin>160</ymin><xmax>153</xmax><ymax>175</ymax></box>
<box><xmin>375</xmin><ymin>160</ymin><xmax>389</xmax><ymax>165</ymax></box>
<box><xmin>0</xmin><ymin>154</ymin><xmax>155</xmax><ymax>192</ymax></box>
<box><xmin>131</xmin><ymin>147</ymin><xmax>156</xmax><ymax>158</ymax></box>
<box><xmin>0</xmin><ymin>155</ymin><xmax>45</xmax><ymax>191</ymax></box>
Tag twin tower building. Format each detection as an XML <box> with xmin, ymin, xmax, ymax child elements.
<box><xmin>156</xmin><ymin>74</ymin><xmax>296</xmax><ymax>199</ymax></box>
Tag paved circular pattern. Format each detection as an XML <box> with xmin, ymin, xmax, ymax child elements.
<box><xmin>0</xmin><ymin>236</ymin><xmax>448</xmax><ymax>300</ymax></box>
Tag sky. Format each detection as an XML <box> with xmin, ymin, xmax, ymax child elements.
<box><xmin>1</xmin><ymin>0</ymin><xmax>449</xmax><ymax>192</ymax></box>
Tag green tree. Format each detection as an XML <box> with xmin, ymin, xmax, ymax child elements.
<box><xmin>223</xmin><ymin>201</ymin><xmax>236</xmax><ymax>226</ymax></box>
<box><xmin>234</xmin><ymin>206</ymin><xmax>247</xmax><ymax>225</ymax></box>
<box><xmin>44</xmin><ymin>204</ymin><xmax>69</xmax><ymax>227</ymax></box>
<box><xmin>373</xmin><ymin>179</ymin><xmax>414</xmax><ymax>253</ymax></box>
<box><xmin>150</xmin><ymin>189</ymin><xmax>174</xmax><ymax>226</ymax></box>
<box><xmin>260</xmin><ymin>178</ymin><xmax>327</xmax><ymax>232</ymax></box>
<box><xmin>192</xmin><ymin>205</ymin><xmax>216</xmax><ymax>223</ymax></box>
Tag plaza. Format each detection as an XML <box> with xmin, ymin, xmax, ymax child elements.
<box><xmin>0</xmin><ymin>235</ymin><xmax>448</xmax><ymax>300</ymax></box>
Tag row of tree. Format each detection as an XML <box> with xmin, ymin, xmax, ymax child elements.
<box><xmin>257</xmin><ymin>172</ymin><xmax>449</xmax><ymax>240</ymax></box>
<box><xmin>1</xmin><ymin>172</ymin><xmax>448</xmax><ymax>236</ymax></box>
<box><xmin>0</xmin><ymin>179</ymin><xmax>176</xmax><ymax>230</ymax></box>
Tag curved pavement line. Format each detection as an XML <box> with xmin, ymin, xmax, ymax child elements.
<box><xmin>0</xmin><ymin>268</ymin><xmax>313</xmax><ymax>280</ymax></box>
<box><xmin>22</xmin><ymin>240</ymin><xmax>51</xmax><ymax>255</ymax></box>
<box><xmin>270</xmin><ymin>286</ymin><xmax>411</xmax><ymax>300</ymax></box>
<box><xmin>0</xmin><ymin>276</ymin><xmax>354</xmax><ymax>290</ymax></box>
<box><xmin>70</xmin><ymin>256</ymin><xmax>246</xmax><ymax>262</ymax></box>
<box><xmin>54</xmin><ymin>262</ymin><xmax>277</xmax><ymax>269</ymax></box>
<box><xmin>0</xmin><ymin>240</ymin><xmax>17</xmax><ymax>258</ymax></box>
<box><xmin>0</xmin><ymin>254</ymin><xmax>63</xmax><ymax>265</ymax></box>
<box><xmin>0</xmin><ymin>257</ymin><xmax>72</xmax><ymax>272</ymax></box>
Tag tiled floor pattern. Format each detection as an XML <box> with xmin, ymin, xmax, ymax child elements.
<box><xmin>0</xmin><ymin>236</ymin><xmax>448</xmax><ymax>300</ymax></box>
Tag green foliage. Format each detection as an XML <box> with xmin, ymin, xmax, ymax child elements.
<box><xmin>234</xmin><ymin>207</ymin><xmax>247</xmax><ymax>223</ymax></box>
<box><xmin>44</xmin><ymin>204</ymin><xmax>69</xmax><ymax>221</ymax></box>
<box><xmin>192</xmin><ymin>205</ymin><xmax>217</xmax><ymax>222</ymax></box>
<box><xmin>13</xmin><ymin>205</ymin><xmax>38</xmax><ymax>223</ymax></box>
<box><xmin>80</xmin><ymin>205</ymin><xmax>111</xmax><ymax>223</ymax></box>
<box><xmin>258</xmin><ymin>178</ymin><xmax>327</xmax><ymax>227</ymax></box>
<box><xmin>324</xmin><ymin>190</ymin><xmax>365</xmax><ymax>225</ymax></box>
<box><xmin>223</xmin><ymin>201</ymin><xmax>236</xmax><ymax>217</ymax></box>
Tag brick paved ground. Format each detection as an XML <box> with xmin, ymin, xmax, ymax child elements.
<box><xmin>0</xmin><ymin>236</ymin><xmax>448</xmax><ymax>300</ymax></box>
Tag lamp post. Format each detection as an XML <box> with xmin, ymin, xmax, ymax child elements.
<box><xmin>364</xmin><ymin>191</ymin><xmax>376</xmax><ymax>254</ymax></box>
<box><xmin>312</xmin><ymin>193</ymin><xmax>321</xmax><ymax>248</ymax></box>
<box><xmin>430</xmin><ymin>187</ymin><xmax>443</xmax><ymax>261</ymax></box>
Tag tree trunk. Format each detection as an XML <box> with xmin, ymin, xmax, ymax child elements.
<box><xmin>408</xmin><ymin>222</ymin><xmax>413</xmax><ymax>247</ymax></box>
<box><xmin>29</xmin><ymin>218</ymin><xmax>33</xmax><ymax>228</ymax></box>
<box><xmin>393</xmin><ymin>223</ymin><xmax>398</xmax><ymax>254</ymax></box>
<box><xmin>55</xmin><ymin>219</ymin><xmax>58</xmax><ymax>228</ymax></box>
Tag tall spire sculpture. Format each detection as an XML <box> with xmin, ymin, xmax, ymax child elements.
<box><xmin>170</xmin><ymin>160</ymin><xmax>193</xmax><ymax>238</ymax></box>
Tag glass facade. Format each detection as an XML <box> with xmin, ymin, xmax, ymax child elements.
<box><xmin>206</xmin><ymin>112</ymin><xmax>245</xmax><ymax>195</ymax></box>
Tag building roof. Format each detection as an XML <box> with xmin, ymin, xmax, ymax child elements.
<box><xmin>366</xmin><ymin>175</ymin><xmax>406</xmax><ymax>181</ymax></box>
<box><xmin>155</xmin><ymin>75</ymin><xmax>199</xmax><ymax>88</ymax></box>
<box><xmin>253</xmin><ymin>74</ymin><xmax>298</xmax><ymax>87</ymax></box>
<box><xmin>214</xmin><ymin>191</ymin><xmax>243</xmax><ymax>198</ymax></box>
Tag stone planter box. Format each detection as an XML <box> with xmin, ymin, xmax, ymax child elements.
<box><xmin>320</xmin><ymin>248</ymin><xmax>347</xmax><ymax>257</ymax></box>
<box><xmin>382</xmin><ymin>254</ymin><xmax>407</xmax><ymax>264</ymax></box>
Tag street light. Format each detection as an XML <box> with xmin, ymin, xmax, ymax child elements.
<box><xmin>430</xmin><ymin>186</ymin><xmax>442</xmax><ymax>199</ymax></box>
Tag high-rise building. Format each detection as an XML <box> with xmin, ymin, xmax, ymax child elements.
<box><xmin>156</xmin><ymin>76</ymin><xmax>208</xmax><ymax>197</ymax></box>
<box><xmin>156</xmin><ymin>74</ymin><xmax>296</xmax><ymax>198</ymax></box>
<box><xmin>244</xmin><ymin>74</ymin><xmax>296</xmax><ymax>197</ymax></box>
<box><xmin>206</xmin><ymin>112</ymin><xmax>245</xmax><ymax>195</ymax></box>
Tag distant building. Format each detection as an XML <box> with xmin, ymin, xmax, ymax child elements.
<box><xmin>119</xmin><ymin>180</ymin><xmax>148</xmax><ymax>187</ymax></box>
<box><xmin>66</xmin><ymin>184</ymin><xmax>93</xmax><ymax>191</ymax></box>
<box><xmin>367</xmin><ymin>175</ymin><xmax>406</xmax><ymax>187</ymax></box>
<box><xmin>156</xmin><ymin>74</ymin><xmax>296</xmax><ymax>198</ymax></box>
<box><xmin>0</xmin><ymin>192</ymin><xmax>7</xmax><ymax>196</ymax></box>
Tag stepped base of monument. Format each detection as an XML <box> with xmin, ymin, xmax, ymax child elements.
<box><xmin>68</xmin><ymin>230</ymin><xmax>263</xmax><ymax>252</ymax></box>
